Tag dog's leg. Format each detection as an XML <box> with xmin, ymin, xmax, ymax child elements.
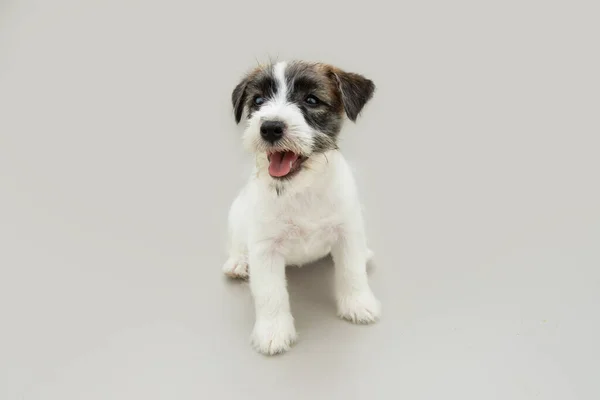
<box><xmin>222</xmin><ymin>195</ymin><xmax>249</xmax><ymax>279</ymax></box>
<box><xmin>332</xmin><ymin>224</ymin><xmax>381</xmax><ymax>324</ymax></box>
<box><xmin>222</xmin><ymin>228</ymin><xmax>248</xmax><ymax>279</ymax></box>
<box><xmin>248</xmin><ymin>244</ymin><xmax>297</xmax><ymax>355</ymax></box>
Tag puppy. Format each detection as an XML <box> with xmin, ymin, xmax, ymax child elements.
<box><xmin>223</xmin><ymin>60</ymin><xmax>381</xmax><ymax>355</ymax></box>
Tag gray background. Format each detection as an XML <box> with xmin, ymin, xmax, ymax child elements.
<box><xmin>1</xmin><ymin>1</ymin><xmax>599</xmax><ymax>399</ymax></box>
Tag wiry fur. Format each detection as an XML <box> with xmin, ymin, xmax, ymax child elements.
<box><xmin>224</xmin><ymin>60</ymin><xmax>380</xmax><ymax>355</ymax></box>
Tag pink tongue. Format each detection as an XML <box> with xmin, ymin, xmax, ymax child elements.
<box><xmin>268</xmin><ymin>151</ymin><xmax>299</xmax><ymax>177</ymax></box>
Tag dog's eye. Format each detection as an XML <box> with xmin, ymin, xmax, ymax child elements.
<box><xmin>304</xmin><ymin>95</ymin><xmax>319</xmax><ymax>106</ymax></box>
<box><xmin>254</xmin><ymin>96</ymin><xmax>265</xmax><ymax>106</ymax></box>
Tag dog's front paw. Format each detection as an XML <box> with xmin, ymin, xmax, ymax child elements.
<box><xmin>337</xmin><ymin>290</ymin><xmax>381</xmax><ymax>324</ymax></box>
<box><xmin>250</xmin><ymin>314</ymin><xmax>297</xmax><ymax>355</ymax></box>
<box><xmin>222</xmin><ymin>257</ymin><xmax>249</xmax><ymax>279</ymax></box>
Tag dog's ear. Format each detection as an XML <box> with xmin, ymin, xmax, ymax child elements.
<box><xmin>332</xmin><ymin>69</ymin><xmax>375</xmax><ymax>122</ymax></box>
<box><xmin>231</xmin><ymin>77</ymin><xmax>248</xmax><ymax>124</ymax></box>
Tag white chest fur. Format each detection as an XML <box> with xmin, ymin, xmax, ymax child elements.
<box><xmin>256</xmin><ymin>192</ymin><xmax>345</xmax><ymax>266</ymax></box>
<box><xmin>226</xmin><ymin>151</ymin><xmax>361</xmax><ymax>267</ymax></box>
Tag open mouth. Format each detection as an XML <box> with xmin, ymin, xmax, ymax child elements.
<box><xmin>267</xmin><ymin>151</ymin><xmax>307</xmax><ymax>178</ymax></box>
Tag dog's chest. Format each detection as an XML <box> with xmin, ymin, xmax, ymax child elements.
<box><xmin>274</xmin><ymin>200</ymin><xmax>343</xmax><ymax>264</ymax></box>
<box><xmin>282</xmin><ymin>214</ymin><xmax>340</xmax><ymax>242</ymax></box>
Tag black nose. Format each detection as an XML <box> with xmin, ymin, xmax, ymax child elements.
<box><xmin>260</xmin><ymin>120</ymin><xmax>285</xmax><ymax>143</ymax></box>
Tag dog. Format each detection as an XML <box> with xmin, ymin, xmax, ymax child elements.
<box><xmin>223</xmin><ymin>60</ymin><xmax>381</xmax><ymax>355</ymax></box>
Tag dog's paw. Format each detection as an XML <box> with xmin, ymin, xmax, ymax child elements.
<box><xmin>337</xmin><ymin>290</ymin><xmax>381</xmax><ymax>324</ymax></box>
<box><xmin>250</xmin><ymin>314</ymin><xmax>297</xmax><ymax>355</ymax></box>
<box><xmin>222</xmin><ymin>257</ymin><xmax>248</xmax><ymax>279</ymax></box>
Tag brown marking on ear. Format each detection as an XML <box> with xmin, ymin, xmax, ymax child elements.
<box><xmin>327</xmin><ymin>65</ymin><xmax>375</xmax><ymax>122</ymax></box>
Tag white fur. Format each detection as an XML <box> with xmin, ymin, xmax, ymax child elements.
<box><xmin>224</xmin><ymin>61</ymin><xmax>381</xmax><ymax>355</ymax></box>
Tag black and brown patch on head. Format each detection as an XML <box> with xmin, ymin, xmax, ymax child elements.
<box><xmin>231</xmin><ymin>60</ymin><xmax>376</xmax><ymax>153</ymax></box>
<box><xmin>283</xmin><ymin>61</ymin><xmax>376</xmax><ymax>152</ymax></box>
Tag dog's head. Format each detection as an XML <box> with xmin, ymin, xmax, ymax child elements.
<box><xmin>231</xmin><ymin>60</ymin><xmax>375</xmax><ymax>187</ymax></box>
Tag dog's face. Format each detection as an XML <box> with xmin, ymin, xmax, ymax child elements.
<box><xmin>231</xmin><ymin>60</ymin><xmax>375</xmax><ymax>184</ymax></box>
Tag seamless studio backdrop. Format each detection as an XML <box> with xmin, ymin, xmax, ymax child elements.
<box><xmin>0</xmin><ymin>1</ymin><xmax>599</xmax><ymax>399</ymax></box>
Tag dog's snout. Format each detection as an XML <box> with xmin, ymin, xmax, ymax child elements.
<box><xmin>260</xmin><ymin>120</ymin><xmax>285</xmax><ymax>143</ymax></box>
